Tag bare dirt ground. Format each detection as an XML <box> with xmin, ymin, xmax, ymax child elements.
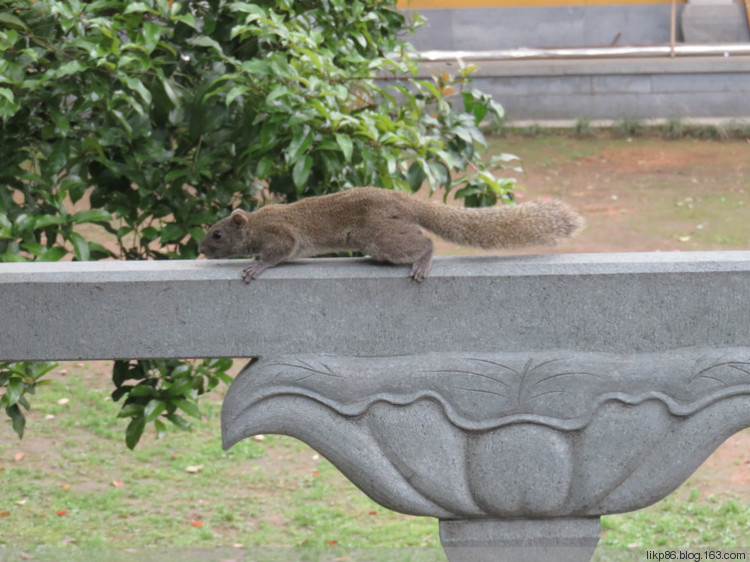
<box><xmin>435</xmin><ymin>135</ymin><xmax>750</xmax><ymax>256</ymax></box>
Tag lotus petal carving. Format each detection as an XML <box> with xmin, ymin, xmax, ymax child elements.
<box><xmin>222</xmin><ymin>348</ymin><xmax>750</xmax><ymax>519</ymax></box>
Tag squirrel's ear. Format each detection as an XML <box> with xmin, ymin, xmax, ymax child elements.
<box><xmin>230</xmin><ymin>209</ymin><xmax>248</xmax><ymax>227</ymax></box>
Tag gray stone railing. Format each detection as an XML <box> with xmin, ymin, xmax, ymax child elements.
<box><xmin>3</xmin><ymin>252</ymin><xmax>750</xmax><ymax>561</ymax></box>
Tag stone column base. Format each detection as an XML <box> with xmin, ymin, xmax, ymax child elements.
<box><xmin>439</xmin><ymin>518</ymin><xmax>601</xmax><ymax>562</ymax></box>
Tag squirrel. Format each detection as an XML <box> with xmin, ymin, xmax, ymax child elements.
<box><xmin>198</xmin><ymin>187</ymin><xmax>584</xmax><ymax>283</ymax></box>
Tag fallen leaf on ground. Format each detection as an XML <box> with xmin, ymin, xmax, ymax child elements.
<box><xmin>57</xmin><ymin>510</ymin><xmax>68</xmax><ymax>516</ymax></box>
<box><xmin>14</xmin><ymin>452</ymin><xmax>25</xmax><ymax>462</ymax></box>
<box><xmin>111</xmin><ymin>480</ymin><xmax>124</xmax><ymax>487</ymax></box>
<box><xmin>185</xmin><ymin>465</ymin><xmax>203</xmax><ymax>473</ymax></box>
<box><xmin>0</xmin><ymin>510</ymin><xmax>10</xmax><ymax>517</ymax></box>
<box><xmin>57</xmin><ymin>398</ymin><xmax>70</xmax><ymax>405</ymax></box>
<box><xmin>191</xmin><ymin>520</ymin><xmax>204</xmax><ymax>527</ymax></box>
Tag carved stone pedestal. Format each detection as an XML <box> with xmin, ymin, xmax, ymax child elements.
<box><xmin>222</xmin><ymin>349</ymin><xmax>750</xmax><ymax>561</ymax></box>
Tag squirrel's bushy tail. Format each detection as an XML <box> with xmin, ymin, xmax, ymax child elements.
<box><xmin>414</xmin><ymin>199</ymin><xmax>584</xmax><ymax>249</ymax></box>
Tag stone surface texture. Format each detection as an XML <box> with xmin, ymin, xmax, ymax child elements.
<box><xmin>3</xmin><ymin>252</ymin><xmax>750</xmax><ymax>360</ymax></box>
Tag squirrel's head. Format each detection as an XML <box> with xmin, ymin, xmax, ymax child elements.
<box><xmin>199</xmin><ymin>209</ymin><xmax>250</xmax><ymax>259</ymax></box>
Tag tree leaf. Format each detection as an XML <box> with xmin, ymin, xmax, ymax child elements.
<box><xmin>161</xmin><ymin>77</ymin><xmax>180</xmax><ymax>106</ymax></box>
<box><xmin>335</xmin><ymin>133</ymin><xmax>353</xmax><ymax>162</ymax></box>
<box><xmin>189</xmin><ymin>36</ymin><xmax>224</xmax><ymax>54</ymax></box>
<box><xmin>38</xmin><ymin>247</ymin><xmax>67</xmax><ymax>262</ymax></box>
<box><xmin>407</xmin><ymin>161</ymin><xmax>426</xmax><ymax>191</ymax></box>
<box><xmin>69</xmin><ymin>233</ymin><xmax>90</xmax><ymax>261</ymax></box>
<box><xmin>287</xmin><ymin>127</ymin><xmax>313</xmax><ymax>162</ymax></box>
<box><xmin>122</xmin><ymin>76</ymin><xmax>153</xmax><ymax>105</ymax></box>
<box><xmin>123</xmin><ymin>3</ymin><xmax>153</xmax><ymax>15</ymax></box>
<box><xmin>226</xmin><ymin>85</ymin><xmax>247</xmax><ymax>106</ymax></box>
<box><xmin>292</xmin><ymin>155</ymin><xmax>313</xmax><ymax>189</ymax></box>
<box><xmin>166</xmin><ymin>412</ymin><xmax>191</xmax><ymax>430</ymax></box>
<box><xmin>174</xmin><ymin>399</ymin><xmax>201</xmax><ymax>419</ymax></box>
<box><xmin>35</xmin><ymin>214</ymin><xmax>68</xmax><ymax>229</ymax></box>
<box><xmin>6</xmin><ymin>404</ymin><xmax>25</xmax><ymax>438</ymax></box>
<box><xmin>111</xmin><ymin>386</ymin><xmax>133</xmax><ymax>403</ymax></box>
<box><xmin>1</xmin><ymin>253</ymin><xmax>27</xmax><ymax>263</ymax></box>
<box><xmin>172</xmin><ymin>13</ymin><xmax>197</xmax><ymax>29</ymax></box>
<box><xmin>166</xmin><ymin>378</ymin><xmax>195</xmax><ymax>398</ymax></box>
<box><xmin>141</xmin><ymin>21</ymin><xmax>161</xmax><ymax>54</ymax></box>
<box><xmin>125</xmin><ymin>416</ymin><xmax>146</xmax><ymax>449</ymax></box>
<box><xmin>144</xmin><ymin>399</ymin><xmax>166</xmax><ymax>422</ymax></box>
<box><xmin>256</xmin><ymin>154</ymin><xmax>275</xmax><ymax>178</ymax></box>
<box><xmin>5</xmin><ymin>378</ymin><xmax>24</xmax><ymax>406</ymax></box>
<box><xmin>117</xmin><ymin>402</ymin><xmax>144</xmax><ymax>418</ymax></box>
<box><xmin>112</xmin><ymin>361</ymin><xmax>131</xmax><ymax>387</ymax></box>
<box><xmin>0</xmin><ymin>13</ymin><xmax>28</xmax><ymax>31</ymax></box>
<box><xmin>160</xmin><ymin>223</ymin><xmax>185</xmax><ymax>243</ymax></box>
<box><xmin>154</xmin><ymin>419</ymin><xmax>167</xmax><ymax>438</ymax></box>
<box><xmin>128</xmin><ymin>384</ymin><xmax>156</xmax><ymax>398</ymax></box>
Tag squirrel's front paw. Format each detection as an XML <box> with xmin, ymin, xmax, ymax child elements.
<box><xmin>241</xmin><ymin>262</ymin><xmax>269</xmax><ymax>283</ymax></box>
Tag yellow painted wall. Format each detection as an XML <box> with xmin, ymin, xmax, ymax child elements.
<box><xmin>397</xmin><ymin>0</ymin><xmax>686</xmax><ymax>8</ymax></box>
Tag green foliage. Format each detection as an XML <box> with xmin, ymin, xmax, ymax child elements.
<box><xmin>662</xmin><ymin>119</ymin><xmax>750</xmax><ymax>141</ymax></box>
<box><xmin>0</xmin><ymin>361</ymin><xmax>55</xmax><ymax>438</ymax></box>
<box><xmin>1</xmin><ymin>0</ymin><xmax>514</xmax><ymax>445</ymax></box>
<box><xmin>574</xmin><ymin>117</ymin><xmax>596</xmax><ymax>139</ymax></box>
<box><xmin>612</xmin><ymin>117</ymin><xmax>647</xmax><ymax>138</ymax></box>
<box><xmin>664</xmin><ymin>117</ymin><xmax>686</xmax><ymax>139</ymax></box>
<box><xmin>111</xmin><ymin>359</ymin><xmax>233</xmax><ymax>449</ymax></box>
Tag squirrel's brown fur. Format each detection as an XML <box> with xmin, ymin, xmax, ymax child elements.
<box><xmin>199</xmin><ymin>187</ymin><xmax>584</xmax><ymax>282</ymax></box>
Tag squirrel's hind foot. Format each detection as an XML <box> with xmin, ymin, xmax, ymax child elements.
<box><xmin>409</xmin><ymin>254</ymin><xmax>432</xmax><ymax>283</ymax></box>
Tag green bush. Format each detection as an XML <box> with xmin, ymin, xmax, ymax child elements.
<box><xmin>0</xmin><ymin>0</ymin><xmax>514</xmax><ymax>447</ymax></box>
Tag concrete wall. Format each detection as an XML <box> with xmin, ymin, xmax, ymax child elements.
<box><xmin>419</xmin><ymin>55</ymin><xmax>750</xmax><ymax>120</ymax></box>
<box><xmin>403</xmin><ymin>2</ymin><xmax>750</xmax><ymax>51</ymax></box>
<box><xmin>402</xmin><ymin>2</ymin><xmax>750</xmax><ymax>120</ymax></box>
<box><xmin>405</xmin><ymin>4</ymin><xmax>685</xmax><ymax>51</ymax></box>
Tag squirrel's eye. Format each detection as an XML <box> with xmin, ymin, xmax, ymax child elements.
<box><xmin>212</xmin><ymin>230</ymin><xmax>223</xmax><ymax>240</ymax></box>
